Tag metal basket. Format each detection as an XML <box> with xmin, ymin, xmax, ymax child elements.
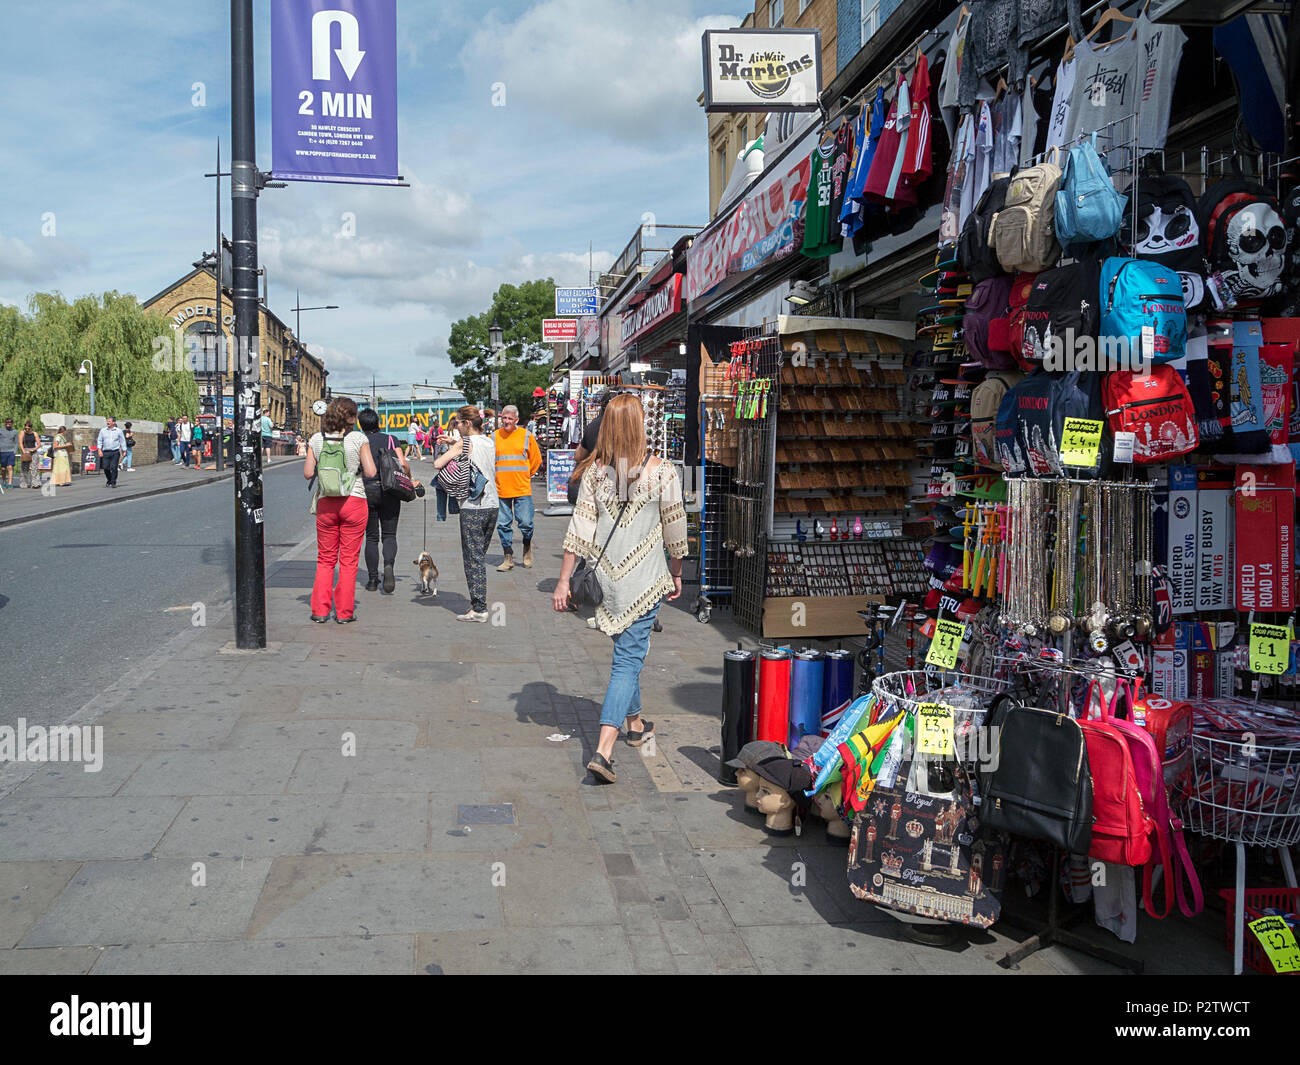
<box><xmin>871</xmin><ymin>669</ymin><xmax>1008</xmax><ymax>717</ymax></box>
<box><xmin>1178</xmin><ymin>728</ymin><xmax>1300</xmax><ymax>848</ymax></box>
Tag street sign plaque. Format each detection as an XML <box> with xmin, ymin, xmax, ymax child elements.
<box><xmin>543</xmin><ymin>319</ymin><xmax>579</xmax><ymax>343</ymax></box>
<box><xmin>555</xmin><ymin>287</ymin><xmax>600</xmax><ymax>316</ymax></box>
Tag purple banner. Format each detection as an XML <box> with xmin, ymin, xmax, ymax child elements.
<box><xmin>271</xmin><ymin>0</ymin><xmax>399</xmax><ymax>185</ymax></box>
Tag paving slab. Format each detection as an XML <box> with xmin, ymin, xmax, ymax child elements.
<box><xmin>20</xmin><ymin>857</ymin><xmax>272</xmax><ymax>947</ymax></box>
<box><xmin>8</xmin><ymin>753</ymin><xmax>144</xmax><ymax>799</ymax></box>
<box><xmin>155</xmin><ymin>793</ymin><xmax>431</xmax><ymax>858</ymax></box>
<box><xmin>736</xmin><ymin>921</ymin><xmax>927</xmax><ymax>975</ymax></box>
<box><xmin>246</xmin><ymin>854</ymin><xmax>502</xmax><ymax>939</ymax></box>
<box><xmin>0</xmin><ymin>947</ymin><xmax>104</xmax><ymax>975</ymax></box>
<box><xmin>94</xmin><ymin>708</ymin><xmax>242</xmax><ymax>750</ymax></box>
<box><xmin>0</xmin><ymin>797</ymin><xmax>183</xmax><ymax>861</ymax></box>
<box><xmin>0</xmin><ymin>861</ymin><xmax>83</xmax><ymax>948</ymax></box>
<box><xmin>91</xmin><ymin>935</ymin><xmax>416</xmax><ymax>975</ymax></box>
<box><xmin>697</xmin><ymin>849</ymin><xmax>859</xmax><ymax>928</ymax></box>
<box><xmin>284</xmin><ymin>746</ymin><xmax>484</xmax><ymax>795</ymax></box>
<box><xmin>219</xmin><ymin>719</ymin><xmax>420</xmax><ymax>750</ymax></box>
<box><xmin>496</xmin><ymin>848</ymin><xmax>618</xmax><ymax>927</ymax></box>
<box><xmin>415</xmin><ymin>927</ymin><xmax>632</xmax><ymax>975</ymax></box>
<box><xmin>120</xmin><ymin>750</ymin><xmax>300</xmax><ymax>796</ymax></box>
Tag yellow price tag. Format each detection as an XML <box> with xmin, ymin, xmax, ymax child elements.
<box><xmin>1060</xmin><ymin>417</ymin><xmax>1104</xmax><ymax>468</ymax></box>
<box><xmin>1248</xmin><ymin>915</ymin><xmax>1300</xmax><ymax>973</ymax></box>
<box><xmin>916</xmin><ymin>703</ymin><xmax>955</xmax><ymax>756</ymax></box>
<box><xmin>926</xmin><ymin>619</ymin><xmax>965</xmax><ymax>669</ymax></box>
<box><xmin>1249</xmin><ymin>623</ymin><xmax>1290</xmax><ymax>675</ymax></box>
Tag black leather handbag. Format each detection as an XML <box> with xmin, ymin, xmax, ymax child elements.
<box><xmin>570</xmin><ymin>500</ymin><xmax>629</xmax><ymax>610</ymax></box>
<box><xmin>981</xmin><ymin>700</ymin><xmax>1094</xmax><ymax>854</ymax></box>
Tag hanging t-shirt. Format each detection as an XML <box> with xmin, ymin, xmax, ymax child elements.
<box><xmin>1063</xmin><ymin>29</ymin><xmax>1138</xmax><ymax>152</ymax></box>
<box><xmin>863</xmin><ymin>72</ymin><xmax>916</xmax><ymax>206</ymax></box>
<box><xmin>961</xmin><ymin>100</ymin><xmax>994</xmax><ymax>225</ymax></box>
<box><xmin>1044</xmin><ymin>54</ymin><xmax>1077</xmax><ymax>151</ymax></box>
<box><xmin>801</xmin><ymin>141</ymin><xmax>840</xmax><ymax>258</ymax></box>
<box><xmin>1135</xmin><ymin>15</ymin><xmax>1187</xmax><ymax>153</ymax></box>
<box><xmin>902</xmin><ymin>53</ymin><xmax>933</xmax><ymax>194</ymax></box>
<box><xmin>991</xmin><ymin>90</ymin><xmax>1022</xmax><ymax>175</ymax></box>
<box><xmin>1019</xmin><ymin>79</ymin><xmax>1039</xmax><ymax>167</ymax></box>
<box><xmin>827</xmin><ymin>121</ymin><xmax>856</xmax><ymax>237</ymax></box>
<box><xmin>840</xmin><ymin>108</ymin><xmax>870</xmax><ymax>237</ymax></box>
<box><xmin>939</xmin><ymin>5</ymin><xmax>972</xmax><ymax>142</ymax></box>
<box><xmin>940</xmin><ymin>111</ymin><xmax>975</xmax><ymax>246</ymax></box>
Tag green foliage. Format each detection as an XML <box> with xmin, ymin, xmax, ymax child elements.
<box><xmin>446</xmin><ymin>279</ymin><xmax>556</xmax><ymax>413</ymax></box>
<box><xmin>0</xmin><ymin>291</ymin><xmax>199</xmax><ymax>426</ymax></box>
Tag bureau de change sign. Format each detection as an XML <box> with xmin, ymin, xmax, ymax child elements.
<box><xmin>271</xmin><ymin>0</ymin><xmax>400</xmax><ymax>184</ymax></box>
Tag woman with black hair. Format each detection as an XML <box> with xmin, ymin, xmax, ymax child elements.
<box><xmin>358</xmin><ymin>407</ymin><xmax>419</xmax><ymax>594</ymax></box>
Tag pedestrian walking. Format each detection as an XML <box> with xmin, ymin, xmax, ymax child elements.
<box><xmin>122</xmin><ymin>421</ymin><xmax>136</xmax><ymax>471</ymax></box>
<box><xmin>261</xmin><ymin>411</ymin><xmax>273</xmax><ymax>462</ymax></box>
<box><xmin>191</xmin><ymin>422</ymin><xmax>209</xmax><ymax>470</ymax></box>
<box><xmin>431</xmin><ymin>405</ymin><xmax>497</xmax><ymax>622</ymax></box>
<box><xmin>405</xmin><ymin>420</ymin><xmax>419</xmax><ymax>460</ymax></box>
<box><xmin>50</xmin><ymin>426</ymin><xmax>72</xmax><ymax>487</ymax></box>
<box><xmin>493</xmin><ymin>404</ymin><xmax>542</xmax><ymax>571</ymax></box>
<box><xmin>177</xmin><ymin>415</ymin><xmax>193</xmax><ymax>468</ymax></box>
<box><xmin>167</xmin><ymin>416</ymin><xmax>181</xmax><ymax>464</ymax></box>
<box><xmin>96</xmin><ymin>417</ymin><xmax>127</xmax><ymax>488</ymax></box>
<box><xmin>358</xmin><ymin>407</ymin><xmax>420</xmax><ymax>595</ymax></box>
<box><xmin>0</xmin><ymin>417</ymin><xmax>18</xmax><ymax>488</ymax></box>
<box><xmin>433</xmin><ymin>423</ymin><xmax>460</xmax><ymax>522</ymax></box>
<box><xmin>18</xmin><ymin>422</ymin><xmax>41</xmax><ymax>489</ymax></box>
<box><xmin>552</xmin><ymin>395</ymin><xmax>687</xmax><ymax>784</ymax></box>
<box><xmin>304</xmin><ymin>396</ymin><xmax>376</xmax><ymax>624</ymax></box>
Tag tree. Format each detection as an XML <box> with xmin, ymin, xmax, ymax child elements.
<box><xmin>446</xmin><ymin>279</ymin><xmax>556</xmax><ymax>415</ymax></box>
<box><xmin>0</xmin><ymin>291</ymin><xmax>199</xmax><ymax>427</ymax></box>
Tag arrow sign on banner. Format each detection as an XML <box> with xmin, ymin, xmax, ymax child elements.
<box><xmin>312</xmin><ymin>9</ymin><xmax>366</xmax><ymax>81</ymax></box>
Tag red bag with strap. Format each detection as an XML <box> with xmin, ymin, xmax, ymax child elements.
<box><xmin>1077</xmin><ymin>678</ymin><xmax>1154</xmax><ymax>867</ymax></box>
<box><xmin>1101</xmin><ymin>366</ymin><xmax>1198</xmax><ymax>463</ymax></box>
<box><xmin>1085</xmin><ymin>681</ymin><xmax>1203</xmax><ymax>917</ymax></box>
<box><xmin>1006</xmin><ymin>272</ymin><xmax>1040</xmax><ymax>372</ymax></box>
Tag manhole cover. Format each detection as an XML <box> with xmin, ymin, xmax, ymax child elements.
<box><xmin>457</xmin><ymin>804</ymin><xmax>515</xmax><ymax>825</ymax></box>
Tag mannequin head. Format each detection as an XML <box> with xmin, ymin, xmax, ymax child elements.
<box><xmin>735</xmin><ymin>768</ymin><xmax>762</xmax><ymax>812</ymax></box>
<box><xmin>812</xmin><ymin>792</ymin><xmax>850</xmax><ymax>842</ymax></box>
<box><xmin>755</xmin><ymin>777</ymin><xmax>795</xmax><ymax>834</ymax></box>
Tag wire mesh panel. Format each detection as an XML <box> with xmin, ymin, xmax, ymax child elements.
<box><xmin>1179</xmin><ymin>728</ymin><xmax>1300</xmax><ymax>848</ymax></box>
<box><xmin>730</xmin><ymin>330</ymin><xmax>781</xmax><ymax>633</ymax></box>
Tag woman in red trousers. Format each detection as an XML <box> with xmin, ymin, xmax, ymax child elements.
<box><xmin>303</xmin><ymin>397</ymin><xmax>377</xmax><ymax>623</ymax></box>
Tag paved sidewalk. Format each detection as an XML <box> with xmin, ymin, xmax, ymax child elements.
<box><xmin>0</xmin><ymin>454</ymin><xmax>300</xmax><ymax>528</ymax></box>
<box><xmin>0</xmin><ymin>484</ymin><xmax>1232</xmax><ymax>974</ymax></box>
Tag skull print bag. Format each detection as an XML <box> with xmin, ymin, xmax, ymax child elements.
<box><xmin>1199</xmin><ymin>177</ymin><xmax>1289</xmax><ymax>307</ymax></box>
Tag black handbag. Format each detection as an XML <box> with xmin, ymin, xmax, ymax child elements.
<box><xmin>981</xmin><ymin>701</ymin><xmax>1094</xmax><ymax>854</ymax></box>
<box><xmin>569</xmin><ymin>499</ymin><xmax>629</xmax><ymax>610</ymax></box>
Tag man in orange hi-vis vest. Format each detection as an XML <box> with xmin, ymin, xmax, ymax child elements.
<box><xmin>493</xmin><ymin>405</ymin><xmax>542</xmax><ymax>571</ymax></box>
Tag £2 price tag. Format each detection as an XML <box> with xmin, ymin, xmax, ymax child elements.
<box><xmin>916</xmin><ymin>703</ymin><xmax>955</xmax><ymax>757</ymax></box>
<box><xmin>1248</xmin><ymin>915</ymin><xmax>1300</xmax><ymax>973</ymax></box>
<box><xmin>926</xmin><ymin>619</ymin><xmax>965</xmax><ymax>669</ymax></box>
<box><xmin>1249</xmin><ymin>623</ymin><xmax>1289</xmax><ymax>675</ymax></box>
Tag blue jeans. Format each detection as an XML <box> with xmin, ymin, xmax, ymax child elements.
<box><xmin>171</xmin><ymin>441</ymin><xmax>181</xmax><ymax>463</ymax></box>
<box><xmin>435</xmin><ymin>483</ymin><xmax>459</xmax><ymax>521</ymax></box>
<box><xmin>497</xmin><ymin>495</ymin><xmax>534</xmax><ymax>553</ymax></box>
<box><xmin>122</xmin><ymin>446</ymin><xmax>133</xmax><ymax>470</ymax></box>
<box><xmin>598</xmin><ymin>603</ymin><xmax>660</xmax><ymax>730</ymax></box>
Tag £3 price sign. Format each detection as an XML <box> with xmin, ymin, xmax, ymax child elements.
<box><xmin>926</xmin><ymin>620</ymin><xmax>965</xmax><ymax>669</ymax></box>
<box><xmin>1248</xmin><ymin>915</ymin><xmax>1300</xmax><ymax>973</ymax></box>
<box><xmin>916</xmin><ymin>703</ymin><xmax>955</xmax><ymax>757</ymax></box>
<box><xmin>1249</xmin><ymin>622</ymin><xmax>1290</xmax><ymax>675</ymax></box>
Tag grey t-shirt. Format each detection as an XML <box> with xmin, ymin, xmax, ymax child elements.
<box><xmin>0</xmin><ymin>427</ymin><xmax>18</xmax><ymax>453</ymax></box>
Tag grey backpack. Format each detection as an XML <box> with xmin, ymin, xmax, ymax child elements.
<box><xmin>991</xmin><ymin>154</ymin><xmax>1063</xmax><ymax>274</ymax></box>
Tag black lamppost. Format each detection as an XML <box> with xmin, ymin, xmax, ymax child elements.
<box><xmin>291</xmin><ymin>291</ymin><xmax>338</xmax><ymax>436</ymax></box>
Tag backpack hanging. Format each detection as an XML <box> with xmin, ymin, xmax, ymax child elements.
<box><xmin>1005</xmin><ymin>271</ymin><xmax>1040</xmax><ymax>371</ymax></box>
<box><xmin>996</xmin><ymin>370</ymin><xmax>1106</xmax><ymax>478</ymax></box>
<box><xmin>971</xmin><ymin>370</ymin><xmax>1024</xmax><ymax>469</ymax></box>
<box><xmin>1099</xmin><ymin>257</ymin><xmax>1188</xmax><ymax>366</ymax></box>
<box><xmin>1119</xmin><ymin>167</ymin><xmax>1202</xmax><ymax>273</ymax></box>
<box><xmin>1055</xmin><ymin>135</ymin><xmax>1127</xmax><ymax>249</ymax></box>
<box><xmin>1102</xmin><ymin>366</ymin><xmax>1199</xmax><ymax>464</ymax></box>
<box><xmin>958</xmin><ymin>176</ymin><xmax>1011</xmax><ymax>282</ymax></box>
<box><xmin>1198</xmin><ymin>176</ymin><xmax>1290</xmax><ymax>307</ymax></box>
<box><xmin>1020</xmin><ymin>260</ymin><xmax>1102</xmax><ymax>370</ymax></box>
<box><xmin>990</xmin><ymin>152</ymin><xmax>1063</xmax><ymax>274</ymax></box>
<box><xmin>963</xmin><ymin>276</ymin><xmax>1016</xmax><ymax>369</ymax></box>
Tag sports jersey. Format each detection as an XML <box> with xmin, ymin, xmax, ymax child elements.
<box><xmin>839</xmin><ymin>108</ymin><xmax>869</xmax><ymax>236</ymax></box>
<box><xmin>901</xmin><ymin>53</ymin><xmax>933</xmax><ymax>194</ymax></box>
<box><xmin>800</xmin><ymin>141</ymin><xmax>840</xmax><ymax>258</ymax></box>
<box><xmin>827</xmin><ymin>121</ymin><xmax>855</xmax><ymax>238</ymax></box>
<box><xmin>863</xmin><ymin>72</ymin><xmax>916</xmax><ymax>207</ymax></box>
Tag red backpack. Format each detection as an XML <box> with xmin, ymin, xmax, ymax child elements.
<box><xmin>1101</xmin><ymin>366</ymin><xmax>1198</xmax><ymax>463</ymax></box>
<box><xmin>1086</xmin><ymin>682</ymin><xmax>1204</xmax><ymax>918</ymax></box>
<box><xmin>1077</xmin><ymin>680</ymin><xmax>1153</xmax><ymax>867</ymax></box>
<box><xmin>1132</xmin><ymin>696</ymin><xmax>1193</xmax><ymax>792</ymax></box>
<box><xmin>1006</xmin><ymin>272</ymin><xmax>1040</xmax><ymax>372</ymax></box>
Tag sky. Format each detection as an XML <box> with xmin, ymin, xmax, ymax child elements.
<box><xmin>0</xmin><ymin>0</ymin><xmax>738</xmax><ymax>392</ymax></box>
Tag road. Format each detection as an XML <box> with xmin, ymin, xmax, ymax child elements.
<box><xmin>0</xmin><ymin>462</ymin><xmax>318</xmax><ymax>729</ymax></box>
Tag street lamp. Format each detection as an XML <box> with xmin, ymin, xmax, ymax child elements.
<box><xmin>78</xmin><ymin>359</ymin><xmax>95</xmax><ymax>416</ymax></box>
<box><xmin>291</xmin><ymin>290</ymin><xmax>339</xmax><ymax>433</ymax></box>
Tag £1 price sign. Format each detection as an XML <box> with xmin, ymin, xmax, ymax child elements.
<box><xmin>926</xmin><ymin>619</ymin><xmax>965</xmax><ymax>669</ymax></box>
<box><xmin>1249</xmin><ymin>622</ymin><xmax>1290</xmax><ymax>675</ymax></box>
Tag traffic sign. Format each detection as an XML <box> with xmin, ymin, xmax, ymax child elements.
<box><xmin>555</xmin><ymin>287</ymin><xmax>599</xmax><ymax>316</ymax></box>
<box><xmin>543</xmin><ymin>319</ymin><xmax>579</xmax><ymax>343</ymax></box>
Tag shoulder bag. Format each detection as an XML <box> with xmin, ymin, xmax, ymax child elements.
<box><xmin>376</xmin><ymin>435</ymin><xmax>417</xmax><ymax>502</ymax></box>
<box><xmin>569</xmin><ymin>497</ymin><xmax>630</xmax><ymax>610</ymax></box>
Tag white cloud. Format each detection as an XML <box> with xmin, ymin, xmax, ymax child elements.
<box><xmin>461</xmin><ymin>0</ymin><xmax>736</xmax><ymax>145</ymax></box>
<box><xmin>0</xmin><ymin>232</ymin><xmax>88</xmax><ymax>285</ymax></box>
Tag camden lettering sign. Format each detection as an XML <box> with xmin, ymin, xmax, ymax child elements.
<box><xmin>621</xmin><ymin>274</ymin><xmax>683</xmax><ymax>346</ymax></box>
<box><xmin>701</xmin><ymin>29</ymin><xmax>822</xmax><ymax>113</ymax></box>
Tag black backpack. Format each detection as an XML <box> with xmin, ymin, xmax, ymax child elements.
<box><xmin>958</xmin><ymin>176</ymin><xmax>1011</xmax><ymax>283</ymax></box>
<box><xmin>1198</xmin><ymin>177</ymin><xmax>1289</xmax><ymax>306</ymax></box>
<box><xmin>1019</xmin><ymin>259</ymin><xmax>1102</xmax><ymax>369</ymax></box>
<box><xmin>1120</xmin><ymin>169</ymin><xmax>1203</xmax><ymax>273</ymax></box>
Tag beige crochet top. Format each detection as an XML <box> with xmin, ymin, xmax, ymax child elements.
<box><xmin>562</xmin><ymin>458</ymin><xmax>689</xmax><ymax>636</ymax></box>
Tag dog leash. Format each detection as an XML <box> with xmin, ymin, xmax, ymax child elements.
<box><xmin>423</xmin><ymin>492</ymin><xmax>429</xmax><ymax>552</ymax></box>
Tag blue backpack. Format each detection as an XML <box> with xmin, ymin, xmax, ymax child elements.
<box><xmin>1099</xmin><ymin>257</ymin><xmax>1187</xmax><ymax>366</ymax></box>
<box><xmin>995</xmin><ymin>370</ymin><xmax>1106</xmax><ymax>479</ymax></box>
<box><xmin>1055</xmin><ymin>136</ymin><xmax>1126</xmax><ymax>248</ymax></box>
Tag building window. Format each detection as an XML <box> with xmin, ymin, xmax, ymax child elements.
<box><xmin>798</xmin><ymin>0</ymin><xmax>810</xmax><ymax>16</ymax></box>
<box><xmin>768</xmin><ymin>0</ymin><xmax>783</xmax><ymax>28</ymax></box>
<box><xmin>861</xmin><ymin>0</ymin><xmax>880</xmax><ymax>45</ymax></box>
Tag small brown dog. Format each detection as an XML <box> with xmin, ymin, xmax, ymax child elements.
<box><xmin>413</xmin><ymin>552</ymin><xmax>438</xmax><ymax>596</ymax></box>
